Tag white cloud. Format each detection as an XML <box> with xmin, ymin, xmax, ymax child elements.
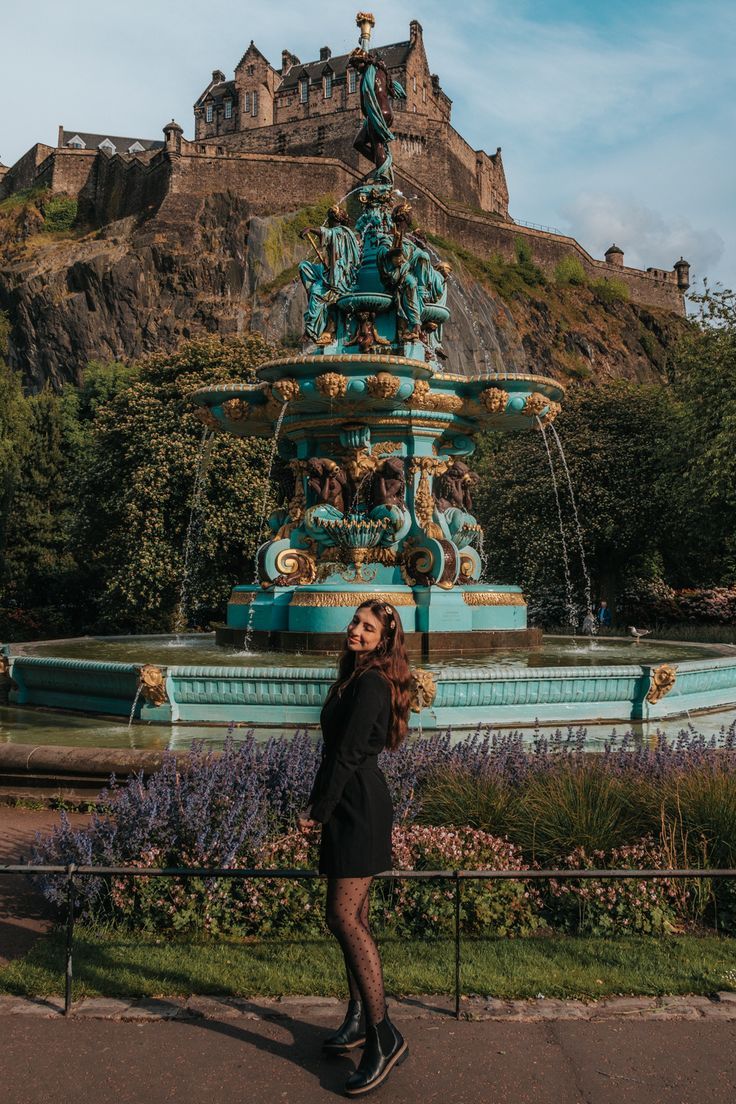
<box><xmin>560</xmin><ymin>192</ymin><xmax>724</xmax><ymax>277</ymax></box>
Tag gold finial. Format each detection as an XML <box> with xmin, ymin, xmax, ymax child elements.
<box><xmin>356</xmin><ymin>11</ymin><xmax>375</xmax><ymax>47</ymax></box>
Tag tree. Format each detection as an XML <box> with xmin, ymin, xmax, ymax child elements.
<box><xmin>473</xmin><ymin>381</ymin><xmax>682</xmax><ymax>623</ymax></box>
<box><xmin>74</xmin><ymin>334</ymin><xmax>281</xmax><ymax>633</ymax></box>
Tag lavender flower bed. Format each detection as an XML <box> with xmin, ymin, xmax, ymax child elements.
<box><xmin>33</xmin><ymin>722</ymin><xmax>736</xmax><ymax>936</ymax></box>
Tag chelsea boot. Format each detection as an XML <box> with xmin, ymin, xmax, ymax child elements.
<box><xmin>322</xmin><ymin>999</ymin><xmax>366</xmax><ymax>1054</ymax></box>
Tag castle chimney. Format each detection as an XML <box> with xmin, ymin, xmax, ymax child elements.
<box><xmin>57</xmin><ymin>124</ymin><xmax>64</xmax><ymax>148</ymax></box>
<box><xmin>319</xmin><ymin>46</ymin><xmax>331</xmax><ymax>61</ymax></box>
<box><xmin>674</xmin><ymin>257</ymin><xmax>691</xmax><ymax>291</ymax></box>
<box><xmin>410</xmin><ymin>20</ymin><xmax>423</xmax><ymax>43</ymax></box>
<box><xmin>212</xmin><ymin>69</ymin><xmax>225</xmax><ymax>85</ymax></box>
<box><xmin>281</xmin><ymin>50</ymin><xmax>299</xmax><ymax>75</ymax></box>
<box><xmin>605</xmin><ymin>243</ymin><xmax>624</xmax><ymax>267</ymax></box>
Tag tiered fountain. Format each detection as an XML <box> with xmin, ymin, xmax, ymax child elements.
<box><xmin>4</xmin><ymin>12</ymin><xmax>736</xmax><ymax>731</ymax></box>
<box><xmin>191</xmin><ymin>14</ymin><xmax>562</xmax><ymax>659</ymax></box>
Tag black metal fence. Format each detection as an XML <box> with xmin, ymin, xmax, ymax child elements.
<box><xmin>2</xmin><ymin>865</ymin><xmax>735</xmax><ymax>1018</ymax></box>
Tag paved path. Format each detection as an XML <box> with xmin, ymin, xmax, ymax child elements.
<box><xmin>0</xmin><ymin>806</ymin><xmax>90</xmax><ymax>964</ymax></box>
<box><xmin>2</xmin><ymin>999</ymin><xmax>736</xmax><ymax>1104</ymax></box>
<box><xmin>3</xmin><ymin>808</ymin><xmax>736</xmax><ymax>1101</ymax></box>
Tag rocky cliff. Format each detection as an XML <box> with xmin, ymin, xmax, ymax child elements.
<box><xmin>0</xmin><ymin>188</ymin><xmax>684</xmax><ymax>390</ymax></box>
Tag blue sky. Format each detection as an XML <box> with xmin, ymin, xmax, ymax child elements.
<box><xmin>2</xmin><ymin>0</ymin><xmax>734</xmax><ymax>292</ymax></box>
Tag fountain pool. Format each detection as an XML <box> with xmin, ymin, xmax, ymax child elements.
<box><xmin>3</xmin><ymin>634</ymin><xmax>736</xmax><ymax>731</ymax></box>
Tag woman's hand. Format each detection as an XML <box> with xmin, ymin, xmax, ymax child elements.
<box><xmin>297</xmin><ymin>806</ymin><xmax>319</xmax><ymax>831</ymax></box>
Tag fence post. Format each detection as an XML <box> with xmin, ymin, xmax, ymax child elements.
<box><xmin>64</xmin><ymin>863</ymin><xmax>76</xmax><ymax>1015</ymax></box>
<box><xmin>454</xmin><ymin>871</ymin><xmax>461</xmax><ymax>1020</ymax></box>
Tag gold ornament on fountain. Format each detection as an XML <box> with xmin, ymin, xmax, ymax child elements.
<box><xmin>356</xmin><ymin>11</ymin><xmax>376</xmax><ymax>43</ymax></box>
<box><xmin>646</xmin><ymin>664</ymin><xmax>677</xmax><ymax>705</ymax></box>
<box><xmin>523</xmin><ymin>392</ymin><xmax>551</xmax><ymax>418</ymax></box>
<box><xmin>316</xmin><ymin>372</ymin><xmax>349</xmax><ymax>399</ymax></box>
<box><xmin>137</xmin><ymin>664</ymin><xmax>168</xmax><ymax>706</ymax></box>
<box><xmin>366</xmin><ymin>372</ymin><xmax>401</xmax><ymax>399</ymax></box>
<box><xmin>222</xmin><ymin>398</ymin><xmax>250</xmax><ymax>421</ymax></box>
<box><xmin>479</xmin><ymin>388</ymin><xmax>508</xmax><ymax>415</ymax></box>
<box><xmin>409</xmin><ymin>456</ymin><xmax>450</xmax><ymax>538</ymax></box>
<box><xmin>273</xmin><ymin>378</ymin><xmax>300</xmax><ymax>402</ymax></box>
<box><xmin>408</xmin><ymin>379</ymin><xmax>431</xmax><ymax>406</ymax></box>
<box><xmin>539</xmin><ymin>400</ymin><xmax>562</xmax><ymax>426</ymax></box>
<box><xmin>410</xmin><ymin>667</ymin><xmax>437</xmax><ymax>713</ymax></box>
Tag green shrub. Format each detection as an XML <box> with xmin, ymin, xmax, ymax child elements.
<box><xmin>416</xmin><ymin>765</ymin><xmax>514</xmax><ymax>837</ymax></box>
<box><xmin>511</xmin><ymin>764</ymin><xmax>650</xmax><ymax>864</ymax></box>
<box><xmin>591</xmin><ymin>277</ymin><xmax>630</xmax><ymax>305</ymax></box>
<box><xmin>548</xmin><ymin>839</ymin><xmax>681</xmax><ymax>935</ymax></box>
<box><xmin>383</xmin><ymin>825</ymin><xmax>543</xmax><ymax>937</ymax></box>
<box><xmin>554</xmin><ymin>255</ymin><xmax>587</xmax><ymax>286</ymax></box>
<box><xmin>41</xmin><ymin>194</ymin><xmax>78</xmax><ymax>233</ymax></box>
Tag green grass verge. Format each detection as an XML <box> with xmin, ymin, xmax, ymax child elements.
<box><xmin>2</xmin><ymin>928</ymin><xmax>735</xmax><ymax>1001</ymax></box>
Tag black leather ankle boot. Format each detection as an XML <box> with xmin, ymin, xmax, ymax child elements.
<box><xmin>344</xmin><ymin>1011</ymin><xmax>408</xmax><ymax>1096</ymax></box>
<box><xmin>322</xmin><ymin>999</ymin><xmax>366</xmax><ymax>1054</ymax></box>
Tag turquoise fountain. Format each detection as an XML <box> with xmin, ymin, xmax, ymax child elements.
<box><xmin>4</xmin><ymin>12</ymin><xmax>736</xmax><ymax>731</ymax></box>
<box><xmin>191</xmin><ymin>178</ymin><xmax>562</xmax><ymax>657</ymax></box>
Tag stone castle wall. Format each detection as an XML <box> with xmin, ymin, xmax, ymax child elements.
<box><xmin>0</xmin><ymin>142</ymin><xmax>686</xmax><ymax>315</ymax></box>
<box><xmin>202</xmin><ymin>111</ymin><xmax>508</xmax><ymax>218</ymax></box>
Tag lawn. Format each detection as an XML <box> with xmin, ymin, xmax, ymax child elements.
<box><xmin>2</xmin><ymin>928</ymin><xmax>735</xmax><ymax>1001</ymax></box>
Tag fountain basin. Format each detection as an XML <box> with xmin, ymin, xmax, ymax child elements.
<box><xmin>4</xmin><ymin>637</ymin><xmax>736</xmax><ymax>728</ymax></box>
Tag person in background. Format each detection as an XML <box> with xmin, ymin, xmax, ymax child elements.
<box><xmin>596</xmin><ymin>600</ymin><xmax>612</xmax><ymax>631</ymax></box>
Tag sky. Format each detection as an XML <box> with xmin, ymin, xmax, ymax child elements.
<box><xmin>2</xmin><ymin>0</ymin><xmax>734</xmax><ymax>293</ymax></box>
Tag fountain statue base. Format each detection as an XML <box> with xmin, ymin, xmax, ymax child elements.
<box><xmin>218</xmin><ymin>583</ymin><xmax>540</xmax><ymax>657</ymax></box>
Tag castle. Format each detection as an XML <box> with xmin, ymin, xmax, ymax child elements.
<box><xmin>190</xmin><ymin>20</ymin><xmax>509</xmax><ymax>220</ymax></box>
<box><xmin>0</xmin><ymin>18</ymin><xmax>690</xmax><ymax>315</ymax></box>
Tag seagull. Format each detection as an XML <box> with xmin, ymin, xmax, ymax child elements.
<box><xmin>629</xmin><ymin>626</ymin><xmax>651</xmax><ymax>641</ymax></box>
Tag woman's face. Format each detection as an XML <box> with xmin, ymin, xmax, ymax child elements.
<box><xmin>346</xmin><ymin>606</ymin><xmax>383</xmax><ymax>654</ymax></box>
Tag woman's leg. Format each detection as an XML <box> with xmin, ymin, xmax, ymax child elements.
<box><xmin>343</xmin><ymin>882</ymin><xmax>373</xmax><ymax>1002</ymax></box>
<box><xmin>326</xmin><ymin>876</ymin><xmax>386</xmax><ymax>1026</ymax></box>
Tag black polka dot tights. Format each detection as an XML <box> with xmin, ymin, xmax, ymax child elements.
<box><xmin>325</xmin><ymin>876</ymin><xmax>386</xmax><ymax>1026</ymax></box>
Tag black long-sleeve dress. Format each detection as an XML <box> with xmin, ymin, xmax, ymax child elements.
<box><xmin>308</xmin><ymin>668</ymin><xmax>394</xmax><ymax>877</ymax></box>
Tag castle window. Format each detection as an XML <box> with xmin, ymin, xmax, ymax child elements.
<box><xmin>67</xmin><ymin>135</ymin><xmax>86</xmax><ymax>148</ymax></box>
<box><xmin>205</xmin><ymin>104</ymin><xmax>213</xmax><ymax>123</ymax></box>
<box><xmin>244</xmin><ymin>91</ymin><xmax>250</xmax><ymax>112</ymax></box>
<box><xmin>299</xmin><ymin>77</ymin><xmax>308</xmax><ymax>103</ymax></box>
<box><xmin>422</xmin><ymin>84</ymin><xmax>426</xmax><ymax>103</ymax></box>
<box><xmin>348</xmin><ymin>68</ymin><xmax>357</xmax><ymax>94</ymax></box>
<box><xmin>224</xmin><ymin>99</ymin><xmax>232</xmax><ymax>119</ymax></box>
<box><xmin>323</xmin><ymin>73</ymin><xmax>332</xmax><ymax>99</ymax></box>
<box><xmin>276</xmin><ymin>133</ymin><xmax>286</xmax><ymax>154</ymax></box>
<box><xmin>412</xmin><ymin>76</ymin><xmax>417</xmax><ymax>93</ymax></box>
<box><xmin>251</xmin><ymin>91</ymin><xmax>259</xmax><ymax>116</ymax></box>
<box><xmin>98</xmin><ymin>138</ymin><xmax>116</xmax><ymax>154</ymax></box>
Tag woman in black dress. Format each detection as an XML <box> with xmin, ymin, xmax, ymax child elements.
<box><xmin>298</xmin><ymin>599</ymin><xmax>412</xmax><ymax>1097</ymax></box>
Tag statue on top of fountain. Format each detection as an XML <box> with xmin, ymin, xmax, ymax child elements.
<box><xmin>298</xmin><ymin>205</ymin><xmax>360</xmax><ymax>345</ymax></box>
<box><xmin>349</xmin><ymin>13</ymin><xmax>407</xmax><ymax>185</ymax></box>
<box><xmin>376</xmin><ymin>202</ymin><xmax>450</xmax><ymax>350</ymax></box>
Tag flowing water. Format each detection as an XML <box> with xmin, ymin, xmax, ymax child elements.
<box><xmin>537</xmin><ymin>419</ymin><xmax>578</xmax><ymax>629</ymax></box>
<box><xmin>177</xmin><ymin>429</ymin><xmax>213</xmax><ymax>630</ymax></box>
<box><xmin>243</xmin><ymin>401</ymin><xmax>289</xmax><ymax>651</ymax></box>
<box><xmin>548</xmin><ymin>423</ymin><xmax>593</xmax><ymax>616</ymax></box>
<box><xmin>127</xmin><ymin>683</ymin><xmax>144</xmax><ymax>728</ymax></box>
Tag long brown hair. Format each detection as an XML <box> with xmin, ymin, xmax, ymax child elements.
<box><xmin>329</xmin><ymin>600</ymin><xmax>412</xmax><ymax>750</ymax></box>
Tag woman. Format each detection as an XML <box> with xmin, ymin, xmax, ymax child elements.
<box><xmin>298</xmin><ymin>600</ymin><xmax>412</xmax><ymax>1096</ymax></box>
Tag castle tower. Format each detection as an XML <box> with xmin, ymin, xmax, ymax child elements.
<box><xmin>163</xmin><ymin>119</ymin><xmax>183</xmax><ymax>154</ymax></box>
<box><xmin>674</xmin><ymin>257</ymin><xmax>691</xmax><ymax>291</ymax></box>
<box><xmin>605</xmin><ymin>244</ymin><xmax>624</xmax><ymax>267</ymax></box>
